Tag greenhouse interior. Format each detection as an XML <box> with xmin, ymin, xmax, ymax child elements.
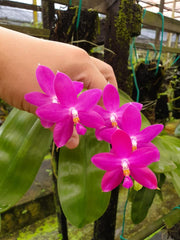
<box><xmin>0</xmin><ymin>0</ymin><xmax>180</xmax><ymax>240</ymax></box>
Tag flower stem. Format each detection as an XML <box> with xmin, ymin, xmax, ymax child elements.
<box><xmin>120</xmin><ymin>188</ymin><xmax>130</xmax><ymax>240</ymax></box>
<box><xmin>52</xmin><ymin>145</ymin><xmax>68</xmax><ymax>240</ymax></box>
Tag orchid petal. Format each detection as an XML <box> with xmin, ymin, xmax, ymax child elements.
<box><xmin>93</xmin><ymin>105</ymin><xmax>112</xmax><ymax>127</ymax></box>
<box><xmin>137</xmin><ymin>124</ymin><xmax>164</xmax><ymax>143</ymax></box>
<box><xmin>129</xmin><ymin>147</ymin><xmax>160</xmax><ymax>167</ymax></box>
<box><xmin>137</xmin><ymin>143</ymin><xmax>160</xmax><ymax>162</ymax></box>
<box><xmin>122</xmin><ymin>176</ymin><xmax>133</xmax><ymax>188</ymax></box>
<box><xmin>76</xmin><ymin>123</ymin><xmax>87</xmax><ymax>135</ymax></box>
<box><xmin>40</xmin><ymin>119</ymin><xmax>54</xmax><ymax>128</ymax></box>
<box><xmin>111</xmin><ymin>130</ymin><xmax>132</xmax><ymax>157</ymax></box>
<box><xmin>25</xmin><ymin>92</ymin><xmax>51</xmax><ymax>107</ymax></box>
<box><xmin>73</xmin><ymin>81</ymin><xmax>84</xmax><ymax>95</ymax></box>
<box><xmin>130</xmin><ymin>102</ymin><xmax>143</xmax><ymax>111</ymax></box>
<box><xmin>54</xmin><ymin>72</ymin><xmax>77</xmax><ymax>106</ymax></box>
<box><xmin>103</xmin><ymin>84</ymin><xmax>120</xmax><ymax>111</ymax></box>
<box><xmin>36</xmin><ymin>65</ymin><xmax>55</xmax><ymax>95</ymax></box>
<box><xmin>101</xmin><ymin>169</ymin><xmax>124</xmax><ymax>192</ymax></box>
<box><xmin>138</xmin><ymin>142</ymin><xmax>157</xmax><ymax>148</ymax></box>
<box><xmin>130</xmin><ymin>167</ymin><xmax>157</xmax><ymax>189</ymax></box>
<box><xmin>121</xmin><ymin>105</ymin><xmax>142</xmax><ymax>135</ymax></box>
<box><xmin>91</xmin><ymin>152</ymin><xmax>122</xmax><ymax>171</ymax></box>
<box><xmin>36</xmin><ymin>103</ymin><xmax>69</xmax><ymax>122</ymax></box>
<box><xmin>77</xmin><ymin>89</ymin><xmax>102</xmax><ymax>111</ymax></box>
<box><xmin>53</xmin><ymin>117</ymin><xmax>74</xmax><ymax>148</ymax></box>
<box><xmin>93</xmin><ymin>105</ymin><xmax>108</xmax><ymax>117</ymax></box>
<box><xmin>95</xmin><ymin>127</ymin><xmax>116</xmax><ymax>143</ymax></box>
<box><xmin>117</xmin><ymin>102</ymin><xmax>143</xmax><ymax>117</ymax></box>
<box><xmin>79</xmin><ymin>111</ymin><xmax>104</xmax><ymax>129</ymax></box>
<box><xmin>116</xmin><ymin>102</ymin><xmax>142</xmax><ymax>127</ymax></box>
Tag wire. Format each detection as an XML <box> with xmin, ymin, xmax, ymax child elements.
<box><xmin>171</xmin><ymin>55</ymin><xmax>180</xmax><ymax>66</ymax></box>
<box><xmin>130</xmin><ymin>40</ymin><xmax>140</xmax><ymax>102</ymax></box>
<box><xmin>129</xmin><ymin>8</ymin><xmax>147</xmax><ymax>102</ymax></box>
<box><xmin>69</xmin><ymin>0</ymin><xmax>72</xmax><ymax>6</ymax></box>
<box><xmin>76</xmin><ymin>0</ymin><xmax>82</xmax><ymax>31</ymax></box>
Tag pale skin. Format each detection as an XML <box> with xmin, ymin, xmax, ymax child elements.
<box><xmin>0</xmin><ymin>26</ymin><xmax>117</xmax><ymax>149</ymax></box>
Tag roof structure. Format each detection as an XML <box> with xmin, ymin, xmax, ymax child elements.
<box><xmin>0</xmin><ymin>0</ymin><xmax>179</xmax><ymax>47</ymax></box>
<box><xmin>138</xmin><ymin>0</ymin><xmax>180</xmax><ymax>20</ymax></box>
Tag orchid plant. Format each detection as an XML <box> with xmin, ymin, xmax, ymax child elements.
<box><xmin>25</xmin><ymin>65</ymin><xmax>164</xmax><ymax>192</ymax></box>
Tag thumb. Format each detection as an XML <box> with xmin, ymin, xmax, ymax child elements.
<box><xmin>65</xmin><ymin>127</ymin><xmax>79</xmax><ymax>149</ymax></box>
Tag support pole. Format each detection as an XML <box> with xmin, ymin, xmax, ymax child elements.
<box><xmin>155</xmin><ymin>0</ymin><xmax>164</xmax><ymax>45</ymax></box>
<box><xmin>33</xmin><ymin>0</ymin><xmax>38</xmax><ymax>25</ymax></box>
<box><xmin>104</xmin><ymin>0</ymin><xmax>142</xmax><ymax>95</ymax></box>
<box><xmin>52</xmin><ymin>147</ymin><xmax>68</xmax><ymax>240</ymax></box>
<box><xmin>42</xmin><ymin>0</ymin><xmax>55</xmax><ymax>29</ymax></box>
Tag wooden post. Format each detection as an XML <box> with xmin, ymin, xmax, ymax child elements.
<box><xmin>41</xmin><ymin>0</ymin><xmax>55</xmax><ymax>29</ymax></box>
<box><xmin>104</xmin><ymin>0</ymin><xmax>142</xmax><ymax>95</ymax></box>
<box><xmin>93</xmin><ymin>187</ymin><xmax>120</xmax><ymax>240</ymax></box>
<box><xmin>93</xmin><ymin>1</ymin><xmax>142</xmax><ymax>239</ymax></box>
<box><xmin>155</xmin><ymin>0</ymin><xmax>164</xmax><ymax>45</ymax></box>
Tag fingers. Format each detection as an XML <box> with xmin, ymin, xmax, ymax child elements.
<box><xmin>90</xmin><ymin>56</ymin><xmax>118</xmax><ymax>89</ymax></box>
<box><xmin>65</xmin><ymin>127</ymin><xmax>79</xmax><ymax>149</ymax></box>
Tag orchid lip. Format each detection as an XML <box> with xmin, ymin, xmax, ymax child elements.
<box><xmin>71</xmin><ymin>108</ymin><xmax>80</xmax><ymax>124</ymax></box>
<box><xmin>131</xmin><ymin>136</ymin><xmax>137</xmax><ymax>151</ymax></box>
<box><xmin>110</xmin><ymin>113</ymin><xmax>118</xmax><ymax>127</ymax></box>
<box><xmin>51</xmin><ymin>96</ymin><xmax>59</xmax><ymax>103</ymax></box>
<box><xmin>122</xmin><ymin>159</ymin><xmax>130</xmax><ymax>177</ymax></box>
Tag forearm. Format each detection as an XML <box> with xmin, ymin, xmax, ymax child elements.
<box><xmin>0</xmin><ymin>27</ymin><xmax>76</xmax><ymax>112</ymax></box>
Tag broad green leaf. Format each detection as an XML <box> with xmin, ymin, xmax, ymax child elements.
<box><xmin>131</xmin><ymin>187</ymin><xmax>156</xmax><ymax>224</ymax></box>
<box><xmin>119</xmin><ymin>88</ymin><xmax>132</xmax><ymax>105</ymax></box>
<box><xmin>163</xmin><ymin>207</ymin><xmax>180</xmax><ymax>229</ymax></box>
<box><xmin>0</xmin><ymin>108</ymin><xmax>52</xmax><ymax>212</ymax></box>
<box><xmin>175</xmin><ymin>123</ymin><xmax>180</xmax><ymax>137</ymax></box>
<box><xmin>58</xmin><ymin>128</ymin><xmax>111</xmax><ymax>228</ymax></box>
<box><xmin>166</xmin><ymin>164</ymin><xmax>180</xmax><ymax>197</ymax></box>
<box><xmin>151</xmin><ymin>135</ymin><xmax>180</xmax><ymax>173</ymax></box>
<box><xmin>160</xmin><ymin>135</ymin><xmax>180</xmax><ymax>165</ymax></box>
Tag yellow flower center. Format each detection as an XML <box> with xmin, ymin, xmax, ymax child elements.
<box><xmin>122</xmin><ymin>161</ymin><xmax>130</xmax><ymax>177</ymax></box>
<box><xmin>110</xmin><ymin>113</ymin><xmax>118</xmax><ymax>127</ymax></box>
<box><xmin>131</xmin><ymin>137</ymin><xmax>137</xmax><ymax>151</ymax></box>
<box><xmin>71</xmin><ymin>109</ymin><xmax>80</xmax><ymax>124</ymax></box>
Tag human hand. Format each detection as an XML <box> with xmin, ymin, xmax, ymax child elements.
<box><xmin>0</xmin><ymin>27</ymin><xmax>117</xmax><ymax>148</ymax></box>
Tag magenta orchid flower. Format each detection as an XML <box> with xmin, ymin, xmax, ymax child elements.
<box><xmin>94</xmin><ymin>84</ymin><xmax>143</xmax><ymax>128</ymax></box>
<box><xmin>36</xmin><ymin>71</ymin><xmax>104</xmax><ymax>148</ymax></box>
<box><xmin>120</xmin><ymin>105</ymin><xmax>164</xmax><ymax>151</ymax></box>
<box><xmin>94</xmin><ymin>84</ymin><xmax>142</xmax><ymax>142</ymax></box>
<box><xmin>91</xmin><ymin>129</ymin><xmax>159</xmax><ymax>191</ymax></box>
<box><xmin>25</xmin><ymin>65</ymin><xmax>83</xmax><ymax>107</ymax></box>
<box><xmin>96</xmin><ymin>103</ymin><xmax>164</xmax><ymax>152</ymax></box>
<box><xmin>25</xmin><ymin>65</ymin><xmax>83</xmax><ymax>128</ymax></box>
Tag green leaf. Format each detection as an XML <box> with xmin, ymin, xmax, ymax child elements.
<box><xmin>0</xmin><ymin>108</ymin><xmax>52</xmax><ymax>212</ymax></box>
<box><xmin>163</xmin><ymin>207</ymin><xmax>180</xmax><ymax>229</ymax></box>
<box><xmin>151</xmin><ymin>135</ymin><xmax>180</xmax><ymax>173</ymax></box>
<box><xmin>119</xmin><ymin>88</ymin><xmax>132</xmax><ymax>105</ymax></box>
<box><xmin>58</xmin><ymin>128</ymin><xmax>111</xmax><ymax>228</ymax></box>
<box><xmin>166</xmin><ymin>164</ymin><xmax>180</xmax><ymax>197</ymax></box>
<box><xmin>131</xmin><ymin>187</ymin><xmax>156</xmax><ymax>224</ymax></box>
<box><xmin>175</xmin><ymin>123</ymin><xmax>180</xmax><ymax>137</ymax></box>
